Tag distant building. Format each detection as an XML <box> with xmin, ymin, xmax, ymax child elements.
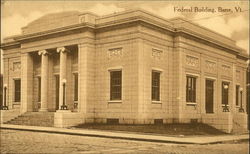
<box><xmin>0</xmin><ymin>10</ymin><xmax>249</xmax><ymax>133</ymax></box>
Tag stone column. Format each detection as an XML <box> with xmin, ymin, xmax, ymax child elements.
<box><xmin>38</xmin><ymin>50</ymin><xmax>49</xmax><ymax>112</ymax></box>
<box><xmin>57</xmin><ymin>47</ymin><xmax>69</xmax><ymax>109</ymax></box>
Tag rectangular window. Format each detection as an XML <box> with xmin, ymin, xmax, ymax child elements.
<box><xmin>186</xmin><ymin>76</ymin><xmax>196</xmax><ymax>102</ymax></box>
<box><xmin>74</xmin><ymin>73</ymin><xmax>78</xmax><ymax>101</ymax></box>
<box><xmin>236</xmin><ymin>85</ymin><xmax>240</xmax><ymax>106</ymax></box>
<box><xmin>14</xmin><ymin>79</ymin><xmax>21</xmax><ymax>102</ymax></box>
<box><xmin>152</xmin><ymin>71</ymin><xmax>160</xmax><ymax>101</ymax></box>
<box><xmin>222</xmin><ymin>82</ymin><xmax>229</xmax><ymax>105</ymax></box>
<box><xmin>38</xmin><ymin>77</ymin><xmax>41</xmax><ymax>102</ymax></box>
<box><xmin>110</xmin><ymin>70</ymin><xmax>122</xmax><ymax>100</ymax></box>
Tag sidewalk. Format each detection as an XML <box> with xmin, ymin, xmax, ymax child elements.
<box><xmin>0</xmin><ymin>124</ymin><xmax>249</xmax><ymax>144</ymax></box>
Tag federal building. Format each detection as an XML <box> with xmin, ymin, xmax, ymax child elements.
<box><xmin>1</xmin><ymin>9</ymin><xmax>249</xmax><ymax>133</ymax></box>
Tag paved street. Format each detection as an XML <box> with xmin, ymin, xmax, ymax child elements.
<box><xmin>0</xmin><ymin>129</ymin><xmax>249</xmax><ymax>154</ymax></box>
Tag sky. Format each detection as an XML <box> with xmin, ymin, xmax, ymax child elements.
<box><xmin>1</xmin><ymin>0</ymin><xmax>249</xmax><ymax>56</ymax></box>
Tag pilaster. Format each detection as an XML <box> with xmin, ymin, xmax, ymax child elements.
<box><xmin>20</xmin><ymin>52</ymin><xmax>33</xmax><ymax>113</ymax></box>
<box><xmin>172</xmin><ymin>35</ymin><xmax>184</xmax><ymax>122</ymax></box>
<box><xmin>137</xmin><ymin>38</ymin><xmax>145</xmax><ymax>123</ymax></box>
<box><xmin>78</xmin><ymin>44</ymin><xmax>88</xmax><ymax>113</ymax></box>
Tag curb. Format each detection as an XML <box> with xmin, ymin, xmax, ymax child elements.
<box><xmin>0</xmin><ymin>124</ymin><xmax>249</xmax><ymax>145</ymax></box>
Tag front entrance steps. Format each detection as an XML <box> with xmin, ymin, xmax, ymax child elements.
<box><xmin>0</xmin><ymin>108</ymin><xmax>21</xmax><ymax>123</ymax></box>
<box><xmin>4</xmin><ymin>112</ymin><xmax>54</xmax><ymax>127</ymax></box>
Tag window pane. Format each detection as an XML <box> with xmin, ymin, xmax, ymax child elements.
<box><xmin>152</xmin><ymin>71</ymin><xmax>160</xmax><ymax>101</ymax></box>
<box><xmin>110</xmin><ymin>71</ymin><xmax>122</xmax><ymax>100</ymax></box>
<box><xmin>186</xmin><ymin>76</ymin><xmax>196</xmax><ymax>102</ymax></box>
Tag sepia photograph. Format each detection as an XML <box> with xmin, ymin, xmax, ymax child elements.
<box><xmin>0</xmin><ymin>0</ymin><xmax>249</xmax><ymax>153</ymax></box>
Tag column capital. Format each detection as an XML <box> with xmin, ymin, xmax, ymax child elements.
<box><xmin>57</xmin><ymin>47</ymin><xmax>70</xmax><ymax>53</ymax></box>
<box><xmin>38</xmin><ymin>50</ymin><xmax>48</xmax><ymax>56</ymax></box>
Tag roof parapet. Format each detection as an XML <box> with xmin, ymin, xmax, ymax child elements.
<box><xmin>170</xmin><ymin>17</ymin><xmax>236</xmax><ymax>46</ymax></box>
<box><xmin>78</xmin><ymin>12</ymin><xmax>99</xmax><ymax>25</ymax></box>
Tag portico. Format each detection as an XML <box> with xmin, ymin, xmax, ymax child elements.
<box><xmin>18</xmin><ymin>45</ymin><xmax>79</xmax><ymax>113</ymax></box>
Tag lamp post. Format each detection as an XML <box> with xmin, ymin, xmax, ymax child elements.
<box><xmin>222</xmin><ymin>84</ymin><xmax>229</xmax><ymax>112</ymax></box>
<box><xmin>60</xmin><ymin>79</ymin><xmax>68</xmax><ymax>110</ymax></box>
<box><xmin>239</xmin><ymin>87</ymin><xmax>244</xmax><ymax>112</ymax></box>
<box><xmin>1</xmin><ymin>84</ymin><xmax>8</xmax><ymax>110</ymax></box>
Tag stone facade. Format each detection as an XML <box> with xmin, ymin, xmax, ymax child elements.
<box><xmin>0</xmin><ymin>9</ymin><xmax>248</xmax><ymax>133</ymax></box>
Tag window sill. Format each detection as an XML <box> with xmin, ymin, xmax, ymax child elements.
<box><xmin>13</xmin><ymin>102</ymin><xmax>21</xmax><ymax>105</ymax></box>
<box><xmin>186</xmin><ymin>102</ymin><xmax>197</xmax><ymax>106</ymax></box>
<box><xmin>206</xmin><ymin>112</ymin><xmax>214</xmax><ymax>114</ymax></box>
<box><xmin>108</xmin><ymin>100</ymin><xmax>122</xmax><ymax>103</ymax></box>
<box><xmin>152</xmin><ymin>101</ymin><xmax>161</xmax><ymax>104</ymax></box>
<box><xmin>236</xmin><ymin>106</ymin><xmax>240</xmax><ymax>108</ymax></box>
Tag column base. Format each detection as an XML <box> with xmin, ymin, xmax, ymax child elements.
<box><xmin>0</xmin><ymin>106</ymin><xmax>9</xmax><ymax>110</ymax></box>
<box><xmin>60</xmin><ymin>105</ymin><xmax>68</xmax><ymax>110</ymax></box>
<box><xmin>239</xmin><ymin>108</ymin><xmax>244</xmax><ymax>112</ymax></box>
<box><xmin>39</xmin><ymin>108</ymin><xmax>48</xmax><ymax>112</ymax></box>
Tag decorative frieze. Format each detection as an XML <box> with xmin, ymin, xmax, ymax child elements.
<box><xmin>236</xmin><ymin>70</ymin><xmax>240</xmax><ymax>80</ymax></box>
<box><xmin>205</xmin><ymin>60</ymin><xmax>216</xmax><ymax>71</ymax></box>
<box><xmin>13</xmin><ymin>62</ymin><xmax>21</xmax><ymax>71</ymax></box>
<box><xmin>152</xmin><ymin>48</ymin><xmax>163</xmax><ymax>60</ymax></box>
<box><xmin>221</xmin><ymin>64</ymin><xmax>231</xmax><ymax>76</ymax></box>
<box><xmin>107</xmin><ymin>47</ymin><xmax>123</xmax><ymax>59</ymax></box>
<box><xmin>186</xmin><ymin>55</ymin><xmax>199</xmax><ymax>67</ymax></box>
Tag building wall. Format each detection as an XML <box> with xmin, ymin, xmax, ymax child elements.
<box><xmin>94</xmin><ymin>25</ymin><xmax>139</xmax><ymax>124</ymax></box>
<box><xmin>3</xmin><ymin>47</ymin><xmax>21</xmax><ymax>109</ymax></box>
<box><xmin>1</xmin><ymin>11</ymin><xmax>248</xmax><ymax>132</ymax></box>
<box><xmin>136</xmin><ymin>25</ymin><xmax>174</xmax><ymax>124</ymax></box>
<box><xmin>176</xmin><ymin>35</ymin><xmax>247</xmax><ymax>124</ymax></box>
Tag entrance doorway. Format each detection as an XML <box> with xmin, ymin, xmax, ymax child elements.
<box><xmin>205</xmin><ymin>79</ymin><xmax>214</xmax><ymax>113</ymax></box>
<box><xmin>55</xmin><ymin>75</ymin><xmax>60</xmax><ymax>110</ymax></box>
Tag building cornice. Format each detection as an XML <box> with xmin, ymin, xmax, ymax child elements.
<box><xmin>14</xmin><ymin>23</ymin><xmax>95</xmax><ymax>42</ymax></box>
<box><xmin>237</xmin><ymin>53</ymin><xmax>249</xmax><ymax>61</ymax></box>
<box><xmin>174</xmin><ymin>28</ymin><xmax>241</xmax><ymax>55</ymax></box>
<box><xmin>0</xmin><ymin>41</ymin><xmax>20</xmax><ymax>50</ymax></box>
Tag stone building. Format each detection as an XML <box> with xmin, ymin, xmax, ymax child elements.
<box><xmin>0</xmin><ymin>9</ymin><xmax>248</xmax><ymax>133</ymax></box>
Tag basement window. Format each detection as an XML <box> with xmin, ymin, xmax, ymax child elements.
<box><xmin>106</xmin><ymin>118</ymin><xmax>119</xmax><ymax>124</ymax></box>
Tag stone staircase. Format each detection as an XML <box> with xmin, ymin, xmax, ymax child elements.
<box><xmin>1</xmin><ymin>108</ymin><xmax>21</xmax><ymax>123</ymax></box>
<box><xmin>5</xmin><ymin>112</ymin><xmax>54</xmax><ymax>127</ymax></box>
